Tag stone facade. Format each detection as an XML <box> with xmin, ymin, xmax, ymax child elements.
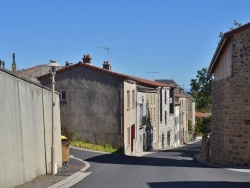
<box><xmin>210</xmin><ymin>27</ymin><xmax>250</xmax><ymax>166</ymax></box>
<box><xmin>40</xmin><ymin>65</ymin><xmax>124</xmax><ymax>148</ymax></box>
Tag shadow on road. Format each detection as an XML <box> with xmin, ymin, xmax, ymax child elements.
<box><xmin>147</xmin><ymin>181</ymin><xmax>250</xmax><ymax>188</ymax></box>
<box><xmin>85</xmin><ymin>141</ymin><xmax>209</xmax><ymax>168</ymax></box>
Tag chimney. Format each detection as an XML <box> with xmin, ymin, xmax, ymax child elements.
<box><xmin>11</xmin><ymin>53</ymin><xmax>16</xmax><ymax>73</ymax></box>
<box><xmin>82</xmin><ymin>54</ymin><xmax>92</xmax><ymax>65</ymax></box>
<box><xmin>0</xmin><ymin>59</ymin><xmax>4</xmax><ymax>68</ymax></box>
<box><xmin>102</xmin><ymin>61</ymin><xmax>111</xmax><ymax>71</ymax></box>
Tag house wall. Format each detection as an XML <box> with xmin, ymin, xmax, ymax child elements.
<box><xmin>124</xmin><ymin>81</ymin><xmax>137</xmax><ymax>155</ymax></box>
<box><xmin>211</xmin><ymin>28</ymin><xmax>250</xmax><ymax>166</ymax></box>
<box><xmin>0</xmin><ymin>68</ymin><xmax>61</xmax><ymax>188</ymax></box>
<box><xmin>146</xmin><ymin>92</ymin><xmax>159</xmax><ymax>150</ymax></box>
<box><xmin>213</xmin><ymin>41</ymin><xmax>233</xmax><ymax>81</ymax></box>
<box><xmin>158</xmin><ymin>87</ymin><xmax>170</xmax><ymax>149</ymax></box>
<box><xmin>136</xmin><ymin>91</ymin><xmax>147</xmax><ymax>153</ymax></box>
<box><xmin>40</xmin><ymin>66</ymin><xmax>124</xmax><ymax>148</ymax></box>
<box><xmin>174</xmin><ymin>105</ymin><xmax>180</xmax><ymax>147</ymax></box>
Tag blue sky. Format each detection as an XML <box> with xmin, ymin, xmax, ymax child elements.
<box><xmin>1</xmin><ymin>0</ymin><xmax>250</xmax><ymax>90</ymax></box>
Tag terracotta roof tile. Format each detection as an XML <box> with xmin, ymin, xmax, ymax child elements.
<box><xmin>37</xmin><ymin>62</ymin><xmax>175</xmax><ymax>88</ymax></box>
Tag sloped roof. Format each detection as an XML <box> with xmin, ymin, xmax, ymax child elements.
<box><xmin>175</xmin><ymin>93</ymin><xmax>188</xmax><ymax>98</ymax></box>
<box><xmin>37</xmin><ymin>62</ymin><xmax>175</xmax><ymax>88</ymax></box>
<box><xmin>195</xmin><ymin>112</ymin><xmax>211</xmax><ymax>118</ymax></box>
<box><xmin>208</xmin><ymin>22</ymin><xmax>250</xmax><ymax>74</ymax></box>
<box><xmin>155</xmin><ymin>79</ymin><xmax>177</xmax><ymax>85</ymax></box>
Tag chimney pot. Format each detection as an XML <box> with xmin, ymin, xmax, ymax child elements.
<box><xmin>103</xmin><ymin>61</ymin><xmax>111</xmax><ymax>71</ymax></box>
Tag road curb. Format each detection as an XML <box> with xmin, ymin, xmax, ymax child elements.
<box><xmin>48</xmin><ymin>155</ymin><xmax>91</xmax><ymax>188</ymax></box>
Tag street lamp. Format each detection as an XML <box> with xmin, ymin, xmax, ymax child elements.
<box><xmin>47</xmin><ymin>60</ymin><xmax>61</xmax><ymax>175</ymax></box>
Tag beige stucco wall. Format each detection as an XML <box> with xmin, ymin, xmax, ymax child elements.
<box><xmin>147</xmin><ymin>91</ymin><xmax>159</xmax><ymax>149</ymax></box>
<box><xmin>123</xmin><ymin>81</ymin><xmax>137</xmax><ymax>155</ymax></box>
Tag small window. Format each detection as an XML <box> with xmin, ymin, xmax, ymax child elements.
<box><xmin>127</xmin><ymin>90</ymin><xmax>130</xmax><ymax>110</ymax></box>
<box><xmin>59</xmin><ymin>91</ymin><xmax>66</xmax><ymax>101</ymax></box>
<box><xmin>165</xmin><ymin>111</ymin><xmax>167</xmax><ymax>125</ymax></box>
<box><xmin>164</xmin><ymin>90</ymin><xmax>167</xmax><ymax>104</ymax></box>
<box><xmin>132</xmin><ymin>90</ymin><xmax>135</xmax><ymax>108</ymax></box>
<box><xmin>154</xmin><ymin>106</ymin><xmax>156</xmax><ymax>120</ymax></box>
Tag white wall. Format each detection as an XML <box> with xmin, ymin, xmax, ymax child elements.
<box><xmin>136</xmin><ymin>91</ymin><xmax>147</xmax><ymax>153</ymax></box>
<box><xmin>0</xmin><ymin>69</ymin><xmax>62</xmax><ymax>188</ymax></box>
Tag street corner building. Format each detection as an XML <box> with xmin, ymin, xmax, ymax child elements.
<box><xmin>208</xmin><ymin>22</ymin><xmax>250</xmax><ymax>166</ymax></box>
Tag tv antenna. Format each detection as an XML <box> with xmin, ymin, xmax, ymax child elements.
<box><xmin>97</xmin><ymin>46</ymin><xmax>110</xmax><ymax>61</ymax></box>
<box><xmin>147</xmin><ymin>71</ymin><xmax>159</xmax><ymax>80</ymax></box>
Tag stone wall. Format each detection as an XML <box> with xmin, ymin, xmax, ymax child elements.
<box><xmin>40</xmin><ymin>66</ymin><xmax>123</xmax><ymax>148</ymax></box>
<box><xmin>211</xmin><ymin>29</ymin><xmax>250</xmax><ymax>166</ymax></box>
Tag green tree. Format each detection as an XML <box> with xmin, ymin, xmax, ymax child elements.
<box><xmin>190</xmin><ymin>67</ymin><xmax>213</xmax><ymax>112</ymax></box>
<box><xmin>196</xmin><ymin>116</ymin><xmax>211</xmax><ymax>134</ymax></box>
<box><xmin>188</xmin><ymin>120</ymin><xmax>193</xmax><ymax>134</ymax></box>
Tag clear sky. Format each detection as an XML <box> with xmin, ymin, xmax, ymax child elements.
<box><xmin>1</xmin><ymin>0</ymin><xmax>250</xmax><ymax>90</ymax></box>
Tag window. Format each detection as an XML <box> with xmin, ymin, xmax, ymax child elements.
<box><xmin>127</xmin><ymin>127</ymin><xmax>130</xmax><ymax>145</ymax></box>
<box><xmin>169</xmin><ymin>88</ymin><xmax>174</xmax><ymax>114</ymax></box>
<box><xmin>164</xmin><ymin>90</ymin><xmax>167</xmax><ymax>104</ymax></box>
<box><xmin>153</xmin><ymin>128</ymin><xmax>156</xmax><ymax>142</ymax></box>
<box><xmin>154</xmin><ymin>106</ymin><xmax>156</xmax><ymax>120</ymax></box>
<box><xmin>153</xmin><ymin>94</ymin><xmax>155</xmax><ymax>103</ymax></box>
<box><xmin>150</xmin><ymin>107</ymin><xmax>153</xmax><ymax>121</ymax></box>
<box><xmin>165</xmin><ymin>111</ymin><xmax>167</xmax><ymax>125</ymax></box>
<box><xmin>59</xmin><ymin>91</ymin><xmax>66</xmax><ymax>101</ymax></box>
<box><xmin>139</xmin><ymin>104</ymin><xmax>143</xmax><ymax>128</ymax></box>
<box><xmin>132</xmin><ymin>90</ymin><xmax>135</xmax><ymax>108</ymax></box>
<box><xmin>127</xmin><ymin>90</ymin><xmax>130</xmax><ymax>110</ymax></box>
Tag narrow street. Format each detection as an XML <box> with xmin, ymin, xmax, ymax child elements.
<box><xmin>70</xmin><ymin>141</ymin><xmax>250</xmax><ymax>188</ymax></box>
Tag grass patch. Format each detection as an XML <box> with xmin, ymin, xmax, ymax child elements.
<box><xmin>70</xmin><ymin>141</ymin><xmax>121</xmax><ymax>154</ymax></box>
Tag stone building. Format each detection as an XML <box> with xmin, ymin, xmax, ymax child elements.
<box><xmin>208</xmin><ymin>22</ymin><xmax>250</xmax><ymax>166</ymax></box>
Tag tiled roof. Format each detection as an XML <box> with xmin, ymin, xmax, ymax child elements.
<box><xmin>175</xmin><ymin>93</ymin><xmax>188</xmax><ymax>98</ymax></box>
<box><xmin>37</xmin><ymin>62</ymin><xmax>175</xmax><ymax>88</ymax></box>
<box><xmin>195</xmin><ymin>112</ymin><xmax>211</xmax><ymax>118</ymax></box>
<box><xmin>155</xmin><ymin>79</ymin><xmax>177</xmax><ymax>85</ymax></box>
<box><xmin>208</xmin><ymin>22</ymin><xmax>250</xmax><ymax>74</ymax></box>
<box><xmin>175</xmin><ymin>102</ymin><xmax>181</xmax><ymax>106</ymax></box>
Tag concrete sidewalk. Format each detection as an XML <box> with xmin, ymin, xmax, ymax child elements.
<box><xmin>16</xmin><ymin>155</ymin><xmax>88</xmax><ymax>188</ymax></box>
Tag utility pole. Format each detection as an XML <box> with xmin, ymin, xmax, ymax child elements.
<box><xmin>97</xmin><ymin>47</ymin><xmax>110</xmax><ymax>61</ymax></box>
<box><xmin>147</xmin><ymin>71</ymin><xmax>159</xmax><ymax>80</ymax></box>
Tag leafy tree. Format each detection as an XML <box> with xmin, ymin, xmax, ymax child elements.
<box><xmin>195</xmin><ymin>116</ymin><xmax>211</xmax><ymax>134</ymax></box>
<box><xmin>189</xmin><ymin>67</ymin><xmax>213</xmax><ymax>112</ymax></box>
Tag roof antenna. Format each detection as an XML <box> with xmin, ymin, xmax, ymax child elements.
<box><xmin>97</xmin><ymin>47</ymin><xmax>110</xmax><ymax>61</ymax></box>
<box><xmin>147</xmin><ymin>71</ymin><xmax>159</xmax><ymax>80</ymax></box>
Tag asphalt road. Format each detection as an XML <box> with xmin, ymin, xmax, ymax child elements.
<box><xmin>70</xmin><ymin>141</ymin><xmax>250</xmax><ymax>188</ymax></box>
